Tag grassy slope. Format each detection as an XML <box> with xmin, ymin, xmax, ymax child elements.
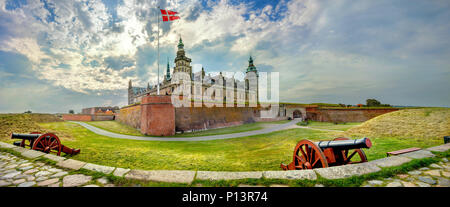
<box><xmin>0</xmin><ymin>113</ymin><xmax>63</xmax><ymax>140</ymax></box>
<box><xmin>343</xmin><ymin>108</ymin><xmax>450</xmax><ymax>138</ymax></box>
<box><xmin>86</xmin><ymin>120</ymin><xmax>290</xmax><ymax>137</ymax></box>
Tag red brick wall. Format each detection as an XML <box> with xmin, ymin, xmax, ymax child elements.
<box><xmin>62</xmin><ymin>114</ymin><xmax>92</xmax><ymax>121</ymax></box>
<box><xmin>92</xmin><ymin>115</ymin><xmax>115</xmax><ymax>121</ymax></box>
<box><xmin>307</xmin><ymin>108</ymin><xmax>399</xmax><ymax>123</ymax></box>
<box><xmin>116</xmin><ymin>104</ymin><xmax>141</xmax><ymax>129</ymax></box>
<box><xmin>175</xmin><ymin>106</ymin><xmax>259</xmax><ymax>132</ymax></box>
<box><xmin>140</xmin><ymin>96</ymin><xmax>175</xmax><ymax>136</ymax></box>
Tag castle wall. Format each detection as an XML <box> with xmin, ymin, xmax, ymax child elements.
<box><xmin>306</xmin><ymin>108</ymin><xmax>399</xmax><ymax>123</ymax></box>
<box><xmin>116</xmin><ymin>104</ymin><xmax>141</xmax><ymax>129</ymax></box>
<box><xmin>91</xmin><ymin>115</ymin><xmax>115</xmax><ymax>121</ymax></box>
<box><xmin>62</xmin><ymin>114</ymin><xmax>92</xmax><ymax>121</ymax></box>
<box><xmin>140</xmin><ymin>96</ymin><xmax>175</xmax><ymax>136</ymax></box>
<box><xmin>62</xmin><ymin>114</ymin><xmax>115</xmax><ymax>121</ymax></box>
<box><xmin>175</xmin><ymin>106</ymin><xmax>259</xmax><ymax>132</ymax></box>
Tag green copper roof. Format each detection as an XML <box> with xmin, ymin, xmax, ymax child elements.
<box><xmin>166</xmin><ymin>58</ymin><xmax>171</xmax><ymax>80</ymax></box>
<box><xmin>246</xmin><ymin>56</ymin><xmax>257</xmax><ymax>73</ymax></box>
<box><xmin>178</xmin><ymin>37</ymin><xmax>184</xmax><ymax>49</ymax></box>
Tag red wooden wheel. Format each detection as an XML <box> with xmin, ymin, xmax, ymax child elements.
<box><xmin>291</xmin><ymin>139</ymin><xmax>328</xmax><ymax>169</ymax></box>
<box><xmin>32</xmin><ymin>133</ymin><xmax>62</xmax><ymax>156</ymax></box>
<box><xmin>333</xmin><ymin>137</ymin><xmax>368</xmax><ymax>164</ymax></box>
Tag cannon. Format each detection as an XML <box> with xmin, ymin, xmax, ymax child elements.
<box><xmin>281</xmin><ymin>137</ymin><xmax>371</xmax><ymax>170</ymax></box>
<box><xmin>11</xmin><ymin>132</ymin><xmax>80</xmax><ymax>156</ymax></box>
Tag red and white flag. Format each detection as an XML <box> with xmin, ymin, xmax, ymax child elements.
<box><xmin>160</xmin><ymin>9</ymin><xmax>180</xmax><ymax>21</ymax></box>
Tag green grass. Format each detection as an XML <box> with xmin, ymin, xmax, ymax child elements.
<box><xmin>22</xmin><ymin>121</ymin><xmax>442</xmax><ymax>172</ymax></box>
<box><xmin>297</xmin><ymin>121</ymin><xmax>361</xmax><ymax>131</ymax></box>
<box><xmin>86</xmin><ymin>120</ymin><xmax>290</xmax><ymax>137</ymax></box>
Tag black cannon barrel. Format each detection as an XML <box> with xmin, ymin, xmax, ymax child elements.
<box><xmin>316</xmin><ymin>138</ymin><xmax>372</xmax><ymax>150</ymax></box>
<box><xmin>11</xmin><ymin>133</ymin><xmax>41</xmax><ymax>140</ymax></box>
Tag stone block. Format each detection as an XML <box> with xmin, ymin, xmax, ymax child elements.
<box><xmin>263</xmin><ymin>170</ymin><xmax>317</xmax><ymax>180</ymax></box>
<box><xmin>0</xmin><ymin>142</ymin><xmax>15</xmax><ymax>149</ymax></box>
<box><xmin>369</xmin><ymin>156</ymin><xmax>412</xmax><ymax>168</ymax></box>
<box><xmin>314</xmin><ymin>163</ymin><xmax>381</xmax><ymax>179</ymax></box>
<box><xmin>196</xmin><ymin>171</ymin><xmax>263</xmax><ymax>181</ymax></box>
<box><xmin>113</xmin><ymin>168</ymin><xmax>130</xmax><ymax>177</ymax></box>
<box><xmin>11</xmin><ymin>147</ymin><xmax>28</xmax><ymax>153</ymax></box>
<box><xmin>399</xmin><ymin>150</ymin><xmax>435</xmax><ymax>159</ymax></box>
<box><xmin>125</xmin><ymin>170</ymin><xmax>195</xmax><ymax>184</ymax></box>
<box><xmin>426</xmin><ymin>144</ymin><xmax>450</xmax><ymax>152</ymax></box>
<box><xmin>56</xmin><ymin>159</ymin><xmax>86</xmax><ymax>170</ymax></box>
<box><xmin>63</xmin><ymin>174</ymin><xmax>92</xmax><ymax>187</ymax></box>
<box><xmin>43</xmin><ymin>154</ymin><xmax>66</xmax><ymax>162</ymax></box>
<box><xmin>21</xmin><ymin>150</ymin><xmax>46</xmax><ymax>159</ymax></box>
<box><xmin>82</xmin><ymin>163</ymin><xmax>115</xmax><ymax>174</ymax></box>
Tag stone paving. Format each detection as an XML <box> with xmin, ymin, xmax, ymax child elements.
<box><xmin>0</xmin><ymin>152</ymin><xmax>115</xmax><ymax>187</ymax></box>
<box><xmin>361</xmin><ymin>158</ymin><xmax>450</xmax><ymax>187</ymax></box>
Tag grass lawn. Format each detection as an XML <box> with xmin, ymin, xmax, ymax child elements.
<box><xmin>85</xmin><ymin>120</ymin><xmax>290</xmax><ymax>137</ymax></box>
<box><xmin>297</xmin><ymin>121</ymin><xmax>361</xmax><ymax>131</ymax></box>
<box><xmin>16</xmin><ymin>121</ymin><xmax>441</xmax><ymax>172</ymax></box>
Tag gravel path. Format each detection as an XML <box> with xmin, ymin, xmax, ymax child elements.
<box><xmin>71</xmin><ymin>119</ymin><xmax>303</xmax><ymax>142</ymax></box>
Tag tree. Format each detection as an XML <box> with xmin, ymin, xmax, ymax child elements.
<box><xmin>69</xmin><ymin>110</ymin><xmax>74</xmax><ymax>114</ymax></box>
<box><xmin>24</xmin><ymin>110</ymin><xmax>32</xmax><ymax>114</ymax></box>
<box><xmin>366</xmin><ymin>99</ymin><xmax>381</xmax><ymax>107</ymax></box>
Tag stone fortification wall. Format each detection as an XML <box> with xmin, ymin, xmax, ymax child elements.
<box><xmin>175</xmin><ymin>106</ymin><xmax>259</xmax><ymax>132</ymax></box>
<box><xmin>307</xmin><ymin>108</ymin><xmax>399</xmax><ymax>123</ymax></box>
<box><xmin>91</xmin><ymin>115</ymin><xmax>115</xmax><ymax>121</ymax></box>
<box><xmin>62</xmin><ymin>114</ymin><xmax>92</xmax><ymax>121</ymax></box>
<box><xmin>62</xmin><ymin>114</ymin><xmax>115</xmax><ymax>121</ymax></box>
<box><xmin>116</xmin><ymin>104</ymin><xmax>141</xmax><ymax>129</ymax></box>
<box><xmin>140</xmin><ymin>96</ymin><xmax>175</xmax><ymax>136</ymax></box>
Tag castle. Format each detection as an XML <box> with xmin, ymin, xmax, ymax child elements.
<box><xmin>128</xmin><ymin>37</ymin><xmax>259</xmax><ymax>106</ymax></box>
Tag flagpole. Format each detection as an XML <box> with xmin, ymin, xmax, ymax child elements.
<box><xmin>157</xmin><ymin>6</ymin><xmax>160</xmax><ymax>95</ymax></box>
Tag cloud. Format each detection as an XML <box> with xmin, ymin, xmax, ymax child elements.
<box><xmin>0</xmin><ymin>0</ymin><xmax>449</xmax><ymax>114</ymax></box>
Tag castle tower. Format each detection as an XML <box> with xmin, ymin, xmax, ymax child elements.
<box><xmin>173</xmin><ymin>37</ymin><xmax>193</xmax><ymax>79</ymax></box>
<box><xmin>245</xmin><ymin>56</ymin><xmax>259</xmax><ymax>105</ymax></box>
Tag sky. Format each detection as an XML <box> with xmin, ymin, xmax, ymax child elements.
<box><xmin>0</xmin><ymin>0</ymin><xmax>449</xmax><ymax>113</ymax></box>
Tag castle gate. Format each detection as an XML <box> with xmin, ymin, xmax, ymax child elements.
<box><xmin>293</xmin><ymin>110</ymin><xmax>302</xmax><ymax>119</ymax></box>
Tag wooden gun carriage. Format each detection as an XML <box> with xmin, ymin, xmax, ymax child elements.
<box><xmin>281</xmin><ymin>137</ymin><xmax>371</xmax><ymax>170</ymax></box>
<box><xmin>11</xmin><ymin>132</ymin><xmax>80</xmax><ymax>156</ymax></box>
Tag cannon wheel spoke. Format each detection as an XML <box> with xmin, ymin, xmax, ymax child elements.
<box><xmin>292</xmin><ymin>140</ymin><xmax>328</xmax><ymax>169</ymax></box>
<box><xmin>32</xmin><ymin>133</ymin><xmax>62</xmax><ymax>156</ymax></box>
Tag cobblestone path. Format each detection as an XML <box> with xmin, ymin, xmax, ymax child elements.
<box><xmin>0</xmin><ymin>152</ymin><xmax>114</xmax><ymax>187</ymax></box>
<box><xmin>362</xmin><ymin>157</ymin><xmax>450</xmax><ymax>187</ymax></box>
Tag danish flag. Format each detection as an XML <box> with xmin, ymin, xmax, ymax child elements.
<box><xmin>160</xmin><ymin>9</ymin><xmax>180</xmax><ymax>21</ymax></box>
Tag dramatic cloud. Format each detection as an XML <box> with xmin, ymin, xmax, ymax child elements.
<box><xmin>0</xmin><ymin>0</ymin><xmax>449</xmax><ymax>113</ymax></box>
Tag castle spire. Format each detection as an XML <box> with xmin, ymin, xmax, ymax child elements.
<box><xmin>246</xmin><ymin>55</ymin><xmax>257</xmax><ymax>73</ymax></box>
<box><xmin>166</xmin><ymin>57</ymin><xmax>171</xmax><ymax>80</ymax></box>
<box><xmin>178</xmin><ymin>37</ymin><xmax>184</xmax><ymax>50</ymax></box>
<box><xmin>128</xmin><ymin>79</ymin><xmax>132</xmax><ymax>89</ymax></box>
